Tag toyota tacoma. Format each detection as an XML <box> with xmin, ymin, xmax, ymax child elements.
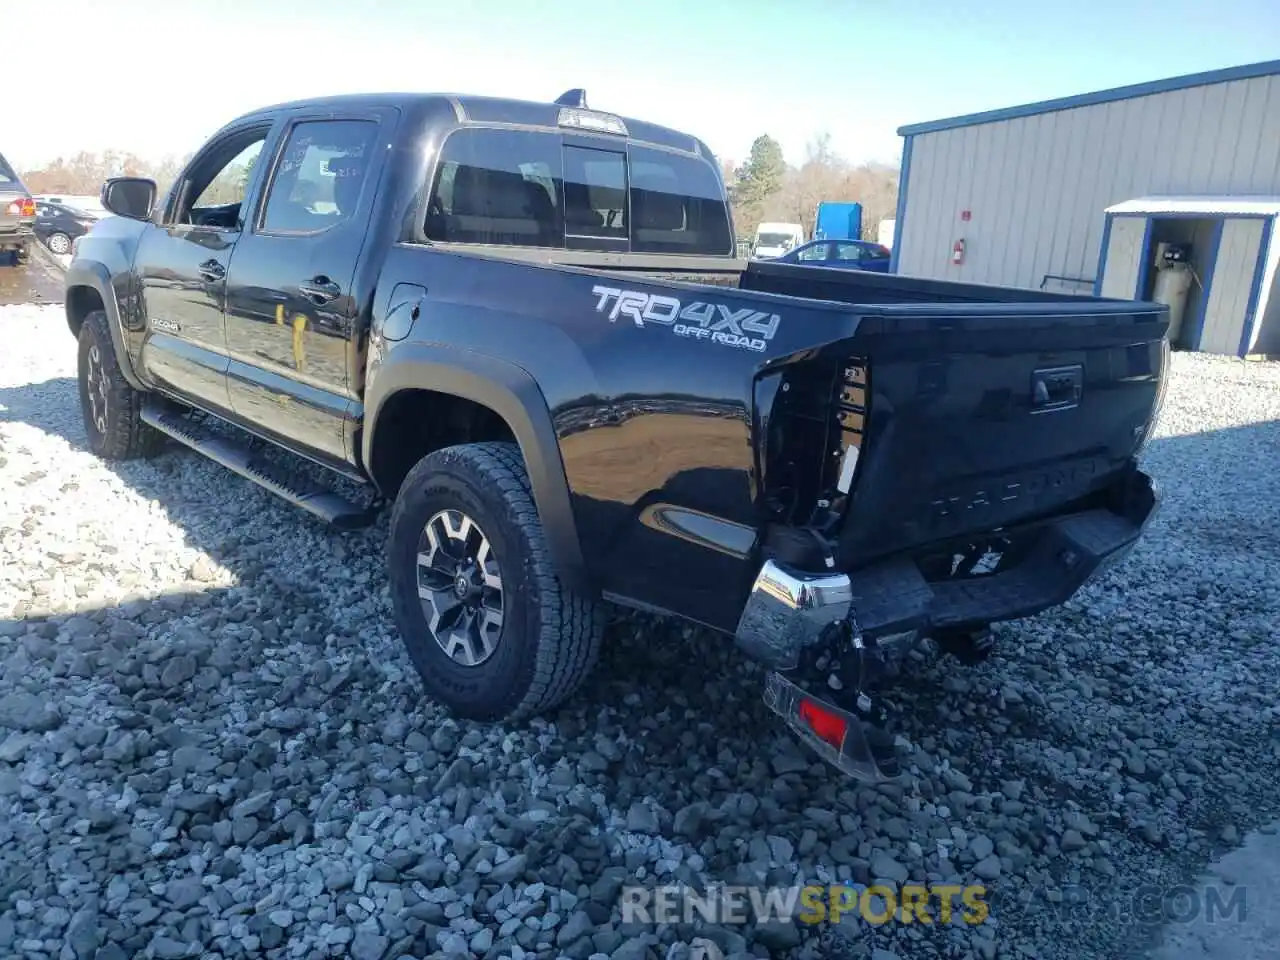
<box><xmin>65</xmin><ymin>88</ymin><xmax>1167</xmax><ymax>780</ymax></box>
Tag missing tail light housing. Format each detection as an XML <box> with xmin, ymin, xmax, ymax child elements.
<box><xmin>753</xmin><ymin>355</ymin><xmax>869</xmax><ymax>535</ymax></box>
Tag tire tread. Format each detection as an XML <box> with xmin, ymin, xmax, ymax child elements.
<box><xmin>79</xmin><ymin>310</ymin><xmax>164</xmax><ymax>460</ymax></box>
<box><xmin>390</xmin><ymin>441</ymin><xmax>603</xmax><ymax>720</ymax></box>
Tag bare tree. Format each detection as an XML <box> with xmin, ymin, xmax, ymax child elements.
<box><xmin>20</xmin><ymin>150</ymin><xmax>192</xmax><ymax>198</ymax></box>
<box><xmin>721</xmin><ymin>132</ymin><xmax>900</xmax><ymax>243</ymax></box>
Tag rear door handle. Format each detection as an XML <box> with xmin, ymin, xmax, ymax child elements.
<box><xmin>197</xmin><ymin>259</ymin><xmax>225</xmax><ymax>282</ymax></box>
<box><xmin>299</xmin><ymin>277</ymin><xmax>342</xmax><ymax>305</ymax></box>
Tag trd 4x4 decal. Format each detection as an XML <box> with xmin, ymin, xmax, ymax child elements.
<box><xmin>591</xmin><ymin>285</ymin><xmax>781</xmax><ymax>353</ymax></box>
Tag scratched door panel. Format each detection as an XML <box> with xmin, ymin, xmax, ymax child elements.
<box><xmin>223</xmin><ymin>114</ymin><xmax>388</xmax><ymax>465</ymax></box>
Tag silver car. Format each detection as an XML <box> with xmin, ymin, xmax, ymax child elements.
<box><xmin>0</xmin><ymin>151</ymin><xmax>35</xmax><ymax>265</ymax></box>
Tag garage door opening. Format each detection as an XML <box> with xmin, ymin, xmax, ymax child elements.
<box><xmin>1099</xmin><ymin>197</ymin><xmax>1280</xmax><ymax>357</ymax></box>
<box><xmin>1138</xmin><ymin>217</ymin><xmax>1214</xmax><ymax>349</ymax></box>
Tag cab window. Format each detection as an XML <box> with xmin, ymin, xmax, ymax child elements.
<box><xmin>423</xmin><ymin>127</ymin><xmax>733</xmax><ymax>255</ymax></box>
<box><xmin>628</xmin><ymin>144</ymin><xmax>731</xmax><ymax>255</ymax></box>
<box><xmin>424</xmin><ymin>128</ymin><xmax>562</xmax><ymax>247</ymax></box>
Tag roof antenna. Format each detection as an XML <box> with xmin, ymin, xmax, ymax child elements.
<box><xmin>554</xmin><ymin>88</ymin><xmax>588</xmax><ymax>108</ymax></box>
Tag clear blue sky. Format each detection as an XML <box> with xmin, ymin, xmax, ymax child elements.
<box><xmin>14</xmin><ymin>0</ymin><xmax>1280</xmax><ymax>171</ymax></box>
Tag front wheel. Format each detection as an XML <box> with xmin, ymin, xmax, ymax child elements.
<box><xmin>77</xmin><ymin>310</ymin><xmax>164</xmax><ymax>460</ymax></box>
<box><xmin>46</xmin><ymin>233</ymin><xmax>72</xmax><ymax>256</ymax></box>
<box><xmin>388</xmin><ymin>442</ymin><xmax>604</xmax><ymax>722</ymax></box>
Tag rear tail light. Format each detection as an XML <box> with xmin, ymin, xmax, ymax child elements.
<box><xmin>797</xmin><ymin>697</ymin><xmax>849</xmax><ymax>749</ymax></box>
<box><xmin>6</xmin><ymin>199</ymin><xmax>35</xmax><ymax>217</ymax></box>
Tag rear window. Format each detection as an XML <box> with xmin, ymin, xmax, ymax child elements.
<box><xmin>423</xmin><ymin>127</ymin><xmax>732</xmax><ymax>255</ymax></box>
<box><xmin>0</xmin><ymin>153</ymin><xmax>17</xmax><ymax>185</ymax></box>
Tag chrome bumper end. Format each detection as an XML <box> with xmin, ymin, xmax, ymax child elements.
<box><xmin>734</xmin><ymin>559</ymin><xmax>852</xmax><ymax>670</ymax></box>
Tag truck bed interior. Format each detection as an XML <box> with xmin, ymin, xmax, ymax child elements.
<box><xmin>436</xmin><ymin>243</ymin><xmax>1123</xmax><ymax>306</ymax></box>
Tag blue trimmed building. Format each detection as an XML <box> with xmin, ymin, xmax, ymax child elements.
<box><xmin>891</xmin><ymin>59</ymin><xmax>1280</xmax><ymax>357</ymax></box>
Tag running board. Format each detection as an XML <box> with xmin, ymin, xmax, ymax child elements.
<box><xmin>141</xmin><ymin>403</ymin><xmax>377</xmax><ymax>530</ymax></box>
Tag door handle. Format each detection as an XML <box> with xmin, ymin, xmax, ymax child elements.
<box><xmin>299</xmin><ymin>277</ymin><xmax>342</xmax><ymax>305</ymax></box>
<box><xmin>197</xmin><ymin>259</ymin><xmax>225</xmax><ymax>282</ymax></box>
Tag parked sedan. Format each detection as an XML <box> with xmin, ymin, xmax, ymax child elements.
<box><xmin>34</xmin><ymin>200</ymin><xmax>98</xmax><ymax>255</ymax></box>
<box><xmin>774</xmin><ymin>238</ymin><xmax>893</xmax><ymax>272</ymax></box>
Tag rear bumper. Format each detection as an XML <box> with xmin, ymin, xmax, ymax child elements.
<box><xmin>0</xmin><ymin>225</ymin><xmax>34</xmax><ymax>250</ymax></box>
<box><xmin>736</xmin><ymin>468</ymin><xmax>1160</xmax><ymax>667</ymax></box>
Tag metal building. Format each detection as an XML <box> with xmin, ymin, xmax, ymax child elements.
<box><xmin>891</xmin><ymin>59</ymin><xmax>1280</xmax><ymax>356</ymax></box>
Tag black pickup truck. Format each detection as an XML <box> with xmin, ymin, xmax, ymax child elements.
<box><xmin>66</xmin><ymin>89</ymin><xmax>1167</xmax><ymax>780</ymax></box>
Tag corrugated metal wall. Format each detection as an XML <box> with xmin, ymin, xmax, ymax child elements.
<box><xmin>897</xmin><ymin>73</ymin><xmax>1280</xmax><ymax>290</ymax></box>
<box><xmin>1199</xmin><ymin>218</ymin><xmax>1265</xmax><ymax>354</ymax></box>
<box><xmin>1254</xmin><ymin>235</ymin><xmax>1280</xmax><ymax>355</ymax></box>
<box><xmin>1098</xmin><ymin>217</ymin><xmax>1146</xmax><ymax>298</ymax></box>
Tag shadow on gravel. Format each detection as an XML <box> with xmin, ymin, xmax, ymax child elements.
<box><xmin>3</xmin><ymin>364</ymin><xmax>1280</xmax><ymax>960</ymax></box>
<box><xmin>0</xmin><ymin>377</ymin><xmax>86</xmax><ymax>449</ymax></box>
<box><xmin>0</xmin><ymin>376</ymin><xmax>783</xmax><ymax>759</ymax></box>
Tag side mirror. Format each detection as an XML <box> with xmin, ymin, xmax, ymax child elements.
<box><xmin>101</xmin><ymin>177</ymin><xmax>157</xmax><ymax>221</ymax></box>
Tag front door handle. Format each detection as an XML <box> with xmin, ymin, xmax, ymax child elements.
<box><xmin>299</xmin><ymin>277</ymin><xmax>342</xmax><ymax>305</ymax></box>
<box><xmin>197</xmin><ymin>259</ymin><xmax>225</xmax><ymax>282</ymax></box>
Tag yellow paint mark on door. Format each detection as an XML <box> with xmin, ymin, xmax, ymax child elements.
<box><xmin>292</xmin><ymin>314</ymin><xmax>307</xmax><ymax>371</ymax></box>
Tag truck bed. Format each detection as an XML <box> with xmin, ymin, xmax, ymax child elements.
<box><xmin>429</xmin><ymin>243</ymin><xmax>1103</xmax><ymax>304</ymax></box>
<box><xmin>389</xmin><ymin>242</ymin><xmax>1167</xmax><ymax>632</ymax></box>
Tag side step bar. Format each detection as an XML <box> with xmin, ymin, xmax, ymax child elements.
<box><xmin>141</xmin><ymin>402</ymin><xmax>377</xmax><ymax>531</ymax></box>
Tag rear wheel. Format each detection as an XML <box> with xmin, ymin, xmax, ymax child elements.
<box><xmin>14</xmin><ymin>243</ymin><xmax>30</xmax><ymax>264</ymax></box>
<box><xmin>388</xmin><ymin>441</ymin><xmax>604</xmax><ymax>722</ymax></box>
<box><xmin>46</xmin><ymin>233</ymin><xmax>71</xmax><ymax>255</ymax></box>
<box><xmin>77</xmin><ymin>310</ymin><xmax>164</xmax><ymax>460</ymax></box>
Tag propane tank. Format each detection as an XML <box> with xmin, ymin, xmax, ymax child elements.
<box><xmin>1152</xmin><ymin>243</ymin><xmax>1193</xmax><ymax>344</ymax></box>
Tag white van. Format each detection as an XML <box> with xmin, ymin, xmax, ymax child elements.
<box><xmin>752</xmin><ymin>222</ymin><xmax>804</xmax><ymax>259</ymax></box>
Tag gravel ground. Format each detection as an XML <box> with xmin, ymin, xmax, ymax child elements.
<box><xmin>1</xmin><ymin>301</ymin><xmax>1278</xmax><ymax>960</ymax></box>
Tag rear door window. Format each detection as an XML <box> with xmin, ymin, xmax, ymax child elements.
<box><xmin>424</xmin><ymin>128</ymin><xmax>732</xmax><ymax>255</ymax></box>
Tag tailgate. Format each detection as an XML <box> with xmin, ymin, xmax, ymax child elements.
<box><xmin>837</xmin><ymin>300</ymin><xmax>1168</xmax><ymax>566</ymax></box>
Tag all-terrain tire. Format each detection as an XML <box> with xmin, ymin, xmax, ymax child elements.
<box><xmin>77</xmin><ymin>310</ymin><xmax>164</xmax><ymax>460</ymax></box>
<box><xmin>388</xmin><ymin>441</ymin><xmax>604</xmax><ymax>722</ymax></box>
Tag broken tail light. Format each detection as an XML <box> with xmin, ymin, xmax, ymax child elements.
<box><xmin>764</xmin><ymin>671</ymin><xmax>900</xmax><ymax>782</ymax></box>
<box><xmin>797</xmin><ymin>697</ymin><xmax>849</xmax><ymax>749</ymax></box>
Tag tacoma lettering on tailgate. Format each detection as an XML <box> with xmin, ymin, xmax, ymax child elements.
<box><xmin>929</xmin><ymin>459</ymin><xmax>1101</xmax><ymax>525</ymax></box>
